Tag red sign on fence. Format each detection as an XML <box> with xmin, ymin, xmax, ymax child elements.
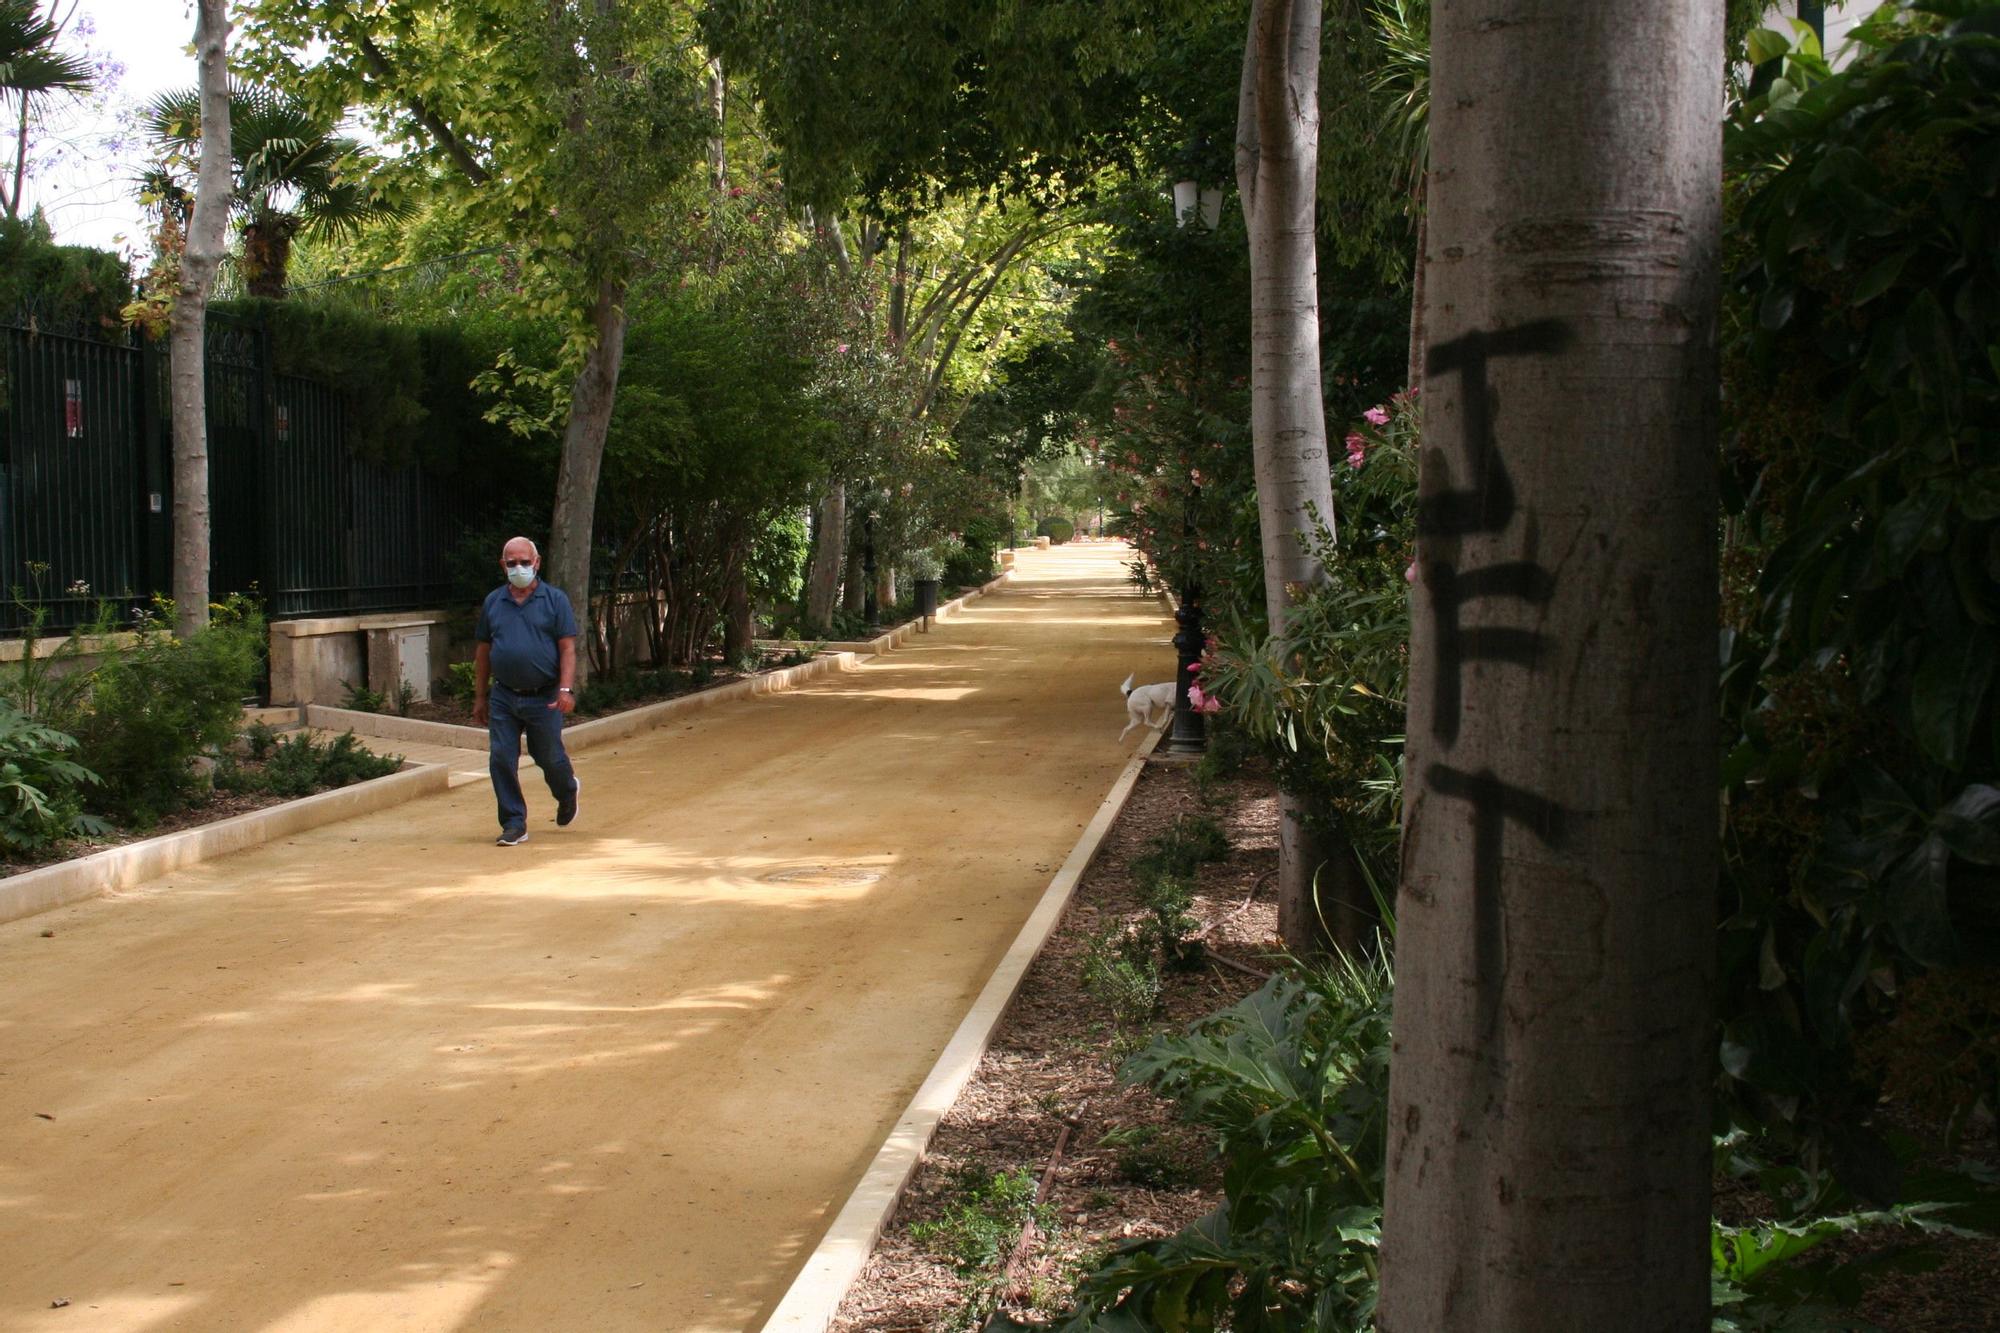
<box><xmin>64</xmin><ymin>379</ymin><xmax>83</xmax><ymax>439</ymax></box>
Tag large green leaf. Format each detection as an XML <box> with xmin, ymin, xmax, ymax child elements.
<box><xmin>1910</xmin><ymin>624</ymin><xmax>1997</xmax><ymax>768</ymax></box>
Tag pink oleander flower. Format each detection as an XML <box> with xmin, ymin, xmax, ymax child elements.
<box><xmin>1363</xmin><ymin>406</ymin><xmax>1390</xmax><ymax>426</ymax></box>
<box><xmin>1188</xmin><ymin>683</ymin><xmax>1223</xmax><ymax>715</ymax></box>
<box><xmin>835</xmin><ymin>342</ymin><xmax>849</xmax><ymax>354</ymax></box>
<box><xmin>1187</xmin><ymin>661</ymin><xmax>1201</xmax><ymax>673</ymax></box>
<box><xmin>1345</xmin><ymin>431</ymin><xmax>1367</xmax><ymax>467</ymax></box>
<box><xmin>1405</xmin><ymin>560</ymin><xmax>1418</xmax><ymax>584</ymax></box>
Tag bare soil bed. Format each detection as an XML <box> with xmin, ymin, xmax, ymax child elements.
<box><xmin>833</xmin><ymin>757</ymin><xmax>1283</xmax><ymax>1331</ymax></box>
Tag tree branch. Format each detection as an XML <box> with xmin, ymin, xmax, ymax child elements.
<box><xmin>350</xmin><ymin>29</ymin><xmax>491</xmax><ymax>186</ymax></box>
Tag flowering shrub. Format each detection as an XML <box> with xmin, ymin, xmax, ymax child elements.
<box><xmin>1198</xmin><ymin>390</ymin><xmax>1419</xmax><ymax>881</ymax></box>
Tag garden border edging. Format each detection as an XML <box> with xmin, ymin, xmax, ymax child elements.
<box><xmin>758</xmin><ymin>719</ymin><xmax>1167</xmax><ymax>1333</ymax></box>
<box><xmin>0</xmin><ymin>762</ymin><xmax>451</xmax><ymax>928</ymax></box>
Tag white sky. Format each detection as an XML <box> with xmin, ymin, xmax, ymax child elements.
<box><xmin>15</xmin><ymin>0</ymin><xmax>208</xmax><ymax>259</ymax></box>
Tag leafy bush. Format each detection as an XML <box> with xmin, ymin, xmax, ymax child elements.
<box><xmin>1036</xmin><ymin>516</ymin><xmax>1075</xmax><ymax>545</ymax></box>
<box><xmin>255</xmin><ymin>730</ymin><xmax>401</xmax><ymax>798</ymax></box>
<box><xmin>1059</xmin><ymin>952</ymin><xmax>1392</xmax><ymax>1331</ymax></box>
<box><xmin>70</xmin><ymin>599</ymin><xmax>266</xmax><ymax>825</ymax></box>
<box><xmin>1096</xmin><ymin>1124</ymin><xmax>1200</xmax><ymax>1191</ymax></box>
<box><xmin>906</xmin><ymin>546</ymin><xmax>945</xmax><ymax>582</ymax></box>
<box><xmin>574</xmin><ymin>666</ymin><xmax>690</xmax><ymax>717</ymax></box>
<box><xmin>0</xmin><ymin>214</ymin><xmax>131</xmax><ymax>336</ymax></box>
<box><xmin>1140</xmin><ymin>871</ymin><xmax>1200</xmax><ymax>969</ymax></box>
<box><xmin>243</xmin><ymin>720</ymin><xmax>278</xmax><ymax>760</ymax></box>
<box><xmin>1717</xmin><ymin>6</ymin><xmax>2000</xmax><ymax>1186</ymax></box>
<box><xmin>0</xmin><ymin>700</ymin><xmax>110</xmax><ymax>855</ymax></box>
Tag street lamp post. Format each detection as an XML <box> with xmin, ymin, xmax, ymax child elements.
<box><xmin>862</xmin><ymin>509</ymin><xmax>878</xmax><ymax>624</ymax></box>
<box><xmin>1166</xmin><ymin>175</ymin><xmax>1215</xmax><ymax>757</ymax></box>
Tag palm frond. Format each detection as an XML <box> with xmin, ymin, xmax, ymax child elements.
<box><xmin>0</xmin><ymin>0</ymin><xmax>92</xmax><ymax>97</ymax></box>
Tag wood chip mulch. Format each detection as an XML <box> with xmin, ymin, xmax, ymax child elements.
<box><xmin>833</xmin><ymin>757</ymin><xmax>1281</xmax><ymax>1331</ymax></box>
<box><xmin>829</xmin><ymin>757</ymin><xmax>2000</xmax><ymax>1331</ymax></box>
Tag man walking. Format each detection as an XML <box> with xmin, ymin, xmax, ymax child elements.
<box><xmin>472</xmin><ymin>536</ymin><xmax>582</xmax><ymax>846</ymax></box>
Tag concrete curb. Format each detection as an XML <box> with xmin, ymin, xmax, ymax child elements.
<box><xmin>820</xmin><ymin>569</ymin><xmax>1013</xmax><ymax>655</ymax></box>
<box><xmin>759</xmin><ymin>720</ymin><xmax>1168</xmax><ymax>1333</ymax></box>
<box><xmin>0</xmin><ymin>763</ymin><xmax>452</xmax><ymax>928</ymax></box>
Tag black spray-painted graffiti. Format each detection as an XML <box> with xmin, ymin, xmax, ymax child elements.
<box><xmin>1420</xmin><ymin>321</ymin><xmax>1575</xmax><ymax>1022</ymax></box>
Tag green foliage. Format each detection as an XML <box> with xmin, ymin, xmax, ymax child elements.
<box><xmin>244</xmin><ymin>720</ymin><xmax>278</xmax><ymax>760</ymax></box>
<box><xmin>1201</xmin><ymin>391</ymin><xmax>1417</xmax><ymax>887</ymax></box>
<box><xmin>341</xmin><ymin>680</ymin><xmax>386</xmax><ymax>714</ymax></box>
<box><xmin>0</xmin><ymin>213</ymin><xmax>130</xmax><ymax>335</ymax></box>
<box><xmin>0</xmin><ymin>601</ymin><xmax>111</xmax><ymax>730</ymax></box>
<box><xmin>1081</xmin><ymin>926</ymin><xmax>1163</xmax><ymax>1046</ymax></box>
<box><xmin>1711</xmin><ymin>1199</ymin><xmax>1982</xmax><ymax>1330</ymax></box>
<box><xmin>573</xmin><ymin>666</ymin><xmax>692</xmax><ymax>718</ymax></box>
<box><xmin>256</xmin><ymin>730</ymin><xmax>401</xmax><ymax>799</ymax></box>
<box><xmin>1036</xmin><ymin>516</ymin><xmax>1076</xmax><ymax>545</ymax></box>
<box><xmin>0</xmin><ymin>699</ymin><xmax>108</xmax><ymax>854</ymax></box>
<box><xmin>440</xmin><ymin>661</ymin><xmax>478</xmax><ymax>706</ymax></box>
<box><xmin>750</xmin><ymin>509</ymin><xmax>810</xmax><ymax>613</ymax></box>
<box><xmin>211</xmin><ymin>297</ymin><xmax>531</xmax><ymax>469</ymax></box>
<box><xmin>909</xmin><ymin>1165</ymin><xmax>1048</xmax><ymax>1275</ymax></box>
<box><xmin>71</xmin><ymin>598</ymin><xmax>267</xmax><ymax>825</ymax></box>
<box><xmin>1060</xmin><ymin>955</ymin><xmax>1393</xmax><ymax>1332</ymax></box>
<box><xmin>1717</xmin><ymin>4</ymin><xmax>2000</xmax><ymax>1185</ymax></box>
<box><xmin>1096</xmin><ymin>1124</ymin><xmax>1200</xmax><ymax>1191</ymax></box>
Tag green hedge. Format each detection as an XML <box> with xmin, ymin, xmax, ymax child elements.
<box><xmin>0</xmin><ymin>216</ymin><xmax>130</xmax><ymax>338</ymax></box>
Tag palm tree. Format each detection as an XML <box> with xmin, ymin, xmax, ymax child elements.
<box><xmin>1</xmin><ymin>0</ymin><xmax>94</xmax><ymax>220</ymax></box>
<box><xmin>142</xmin><ymin>84</ymin><xmax>404</xmax><ymax>298</ymax></box>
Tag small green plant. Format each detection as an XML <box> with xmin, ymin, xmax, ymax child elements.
<box><xmin>244</xmin><ymin>720</ymin><xmax>278</xmax><ymax>761</ymax></box>
<box><xmin>1131</xmin><ymin>813</ymin><xmax>1230</xmax><ymax>885</ymax></box>
<box><xmin>1125</xmin><ymin>557</ymin><xmax>1156</xmax><ymax>595</ymax></box>
<box><xmin>907</xmin><ymin>546</ymin><xmax>945</xmax><ymax>582</ymax></box>
<box><xmin>1081</xmin><ymin>927</ymin><xmax>1163</xmax><ymax>1048</ymax></box>
<box><xmin>341</xmin><ymin>680</ymin><xmax>387</xmax><ymax>713</ymax></box>
<box><xmin>0</xmin><ymin>699</ymin><xmax>110</xmax><ymax>855</ymax></box>
<box><xmin>389</xmin><ymin>678</ymin><xmax>417</xmax><ymax>717</ymax></box>
<box><xmin>440</xmin><ymin>661</ymin><xmax>478</xmax><ymax>705</ymax></box>
<box><xmin>910</xmin><ymin>1165</ymin><xmax>1048</xmax><ymax>1274</ymax></box>
<box><xmin>1096</xmin><ymin>1124</ymin><xmax>1199</xmax><ymax>1191</ymax></box>
<box><xmin>1139</xmin><ymin>871</ymin><xmax>1201</xmax><ymax>969</ymax></box>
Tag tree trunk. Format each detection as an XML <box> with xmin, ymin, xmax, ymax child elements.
<box><xmin>1406</xmin><ymin>193</ymin><xmax>1427</xmax><ymax>393</ymax></box>
<box><xmin>1236</xmin><ymin>0</ymin><xmax>1343</xmax><ymax>955</ymax></box>
<box><xmin>168</xmin><ymin>0</ymin><xmax>232</xmax><ymax>641</ymax></box>
<box><xmin>1378</xmin><ymin>3</ymin><xmax>1722</xmax><ymax>1329</ymax></box>
<box><xmin>841</xmin><ymin>527</ymin><xmax>865</xmax><ymax>616</ymax></box>
<box><xmin>722</xmin><ymin>526</ymin><xmax>753</xmax><ymax>659</ymax></box>
<box><xmin>545</xmin><ymin>276</ymin><xmax>628</xmax><ymax>686</ymax></box>
<box><xmin>875</xmin><ymin>560</ymin><xmax>895</xmax><ymax>613</ymax></box>
<box><xmin>804</xmin><ymin>482</ymin><xmax>846</xmax><ymax>632</ymax></box>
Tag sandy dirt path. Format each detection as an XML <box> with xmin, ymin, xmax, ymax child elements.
<box><xmin>0</xmin><ymin>543</ymin><xmax>1171</xmax><ymax>1333</ymax></box>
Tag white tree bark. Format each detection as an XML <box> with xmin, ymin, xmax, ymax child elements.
<box><xmin>168</xmin><ymin>0</ymin><xmax>232</xmax><ymax>640</ymax></box>
<box><xmin>1379</xmin><ymin>2</ymin><xmax>1722</xmax><ymax>1328</ymax></box>
<box><xmin>1237</xmin><ymin>0</ymin><xmax>1342</xmax><ymax>952</ymax></box>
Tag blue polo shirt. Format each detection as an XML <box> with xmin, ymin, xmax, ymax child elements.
<box><xmin>475</xmin><ymin>581</ymin><xmax>579</xmax><ymax>693</ymax></box>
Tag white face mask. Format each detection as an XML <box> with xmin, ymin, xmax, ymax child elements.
<box><xmin>506</xmin><ymin>564</ymin><xmax>536</xmax><ymax>588</ymax></box>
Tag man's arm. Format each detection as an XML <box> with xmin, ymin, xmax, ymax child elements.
<box><xmin>472</xmin><ymin>642</ymin><xmax>492</xmax><ymax>725</ymax></box>
<box><xmin>553</xmin><ymin>636</ymin><xmax>577</xmax><ymax>714</ymax></box>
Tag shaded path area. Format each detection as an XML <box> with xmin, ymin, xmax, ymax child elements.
<box><xmin>0</xmin><ymin>544</ymin><xmax>1171</xmax><ymax>1333</ymax></box>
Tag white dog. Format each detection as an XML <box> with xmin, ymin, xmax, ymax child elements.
<box><xmin>1119</xmin><ymin>672</ymin><xmax>1177</xmax><ymax>740</ymax></box>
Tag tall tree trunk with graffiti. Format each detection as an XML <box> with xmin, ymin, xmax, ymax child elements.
<box><xmin>1379</xmin><ymin>1</ymin><xmax>1722</xmax><ymax>1327</ymax></box>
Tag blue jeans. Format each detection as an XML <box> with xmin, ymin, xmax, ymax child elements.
<box><xmin>488</xmin><ymin>682</ymin><xmax>577</xmax><ymax>831</ymax></box>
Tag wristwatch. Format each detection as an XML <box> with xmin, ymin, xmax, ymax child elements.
<box><xmin>558</xmin><ymin>687</ymin><xmax>574</xmax><ymax>695</ymax></box>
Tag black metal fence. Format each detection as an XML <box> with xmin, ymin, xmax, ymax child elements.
<box><xmin>0</xmin><ymin>311</ymin><xmax>503</xmax><ymax>630</ymax></box>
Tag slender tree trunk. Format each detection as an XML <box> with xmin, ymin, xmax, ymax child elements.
<box><xmin>1378</xmin><ymin>3</ymin><xmax>1722</xmax><ymax>1328</ymax></box>
<box><xmin>546</xmin><ymin>276</ymin><xmax>628</xmax><ymax>684</ymax></box>
<box><xmin>722</xmin><ymin>526</ymin><xmax>753</xmax><ymax>659</ymax></box>
<box><xmin>1237</xmin><ymin>0</ymin><xmax>1343</xmax><ymax>954</ymax></box>
<box><xmin>706</xmin><ymin>57</ymin><xmax>727</xmax><ymax>192</ymax></box>
<box><xmin>875</xmin><ymin>560</ymin><xmax>895</xmax><ymax>612</ymax></box>
<box><xmin>841</xmin><ymin>525</ymin><xmax>865</xmax><ymax>616</ymax></box>
<box><xmin>803</xmin><ymin>483</ymin><xmax>845</xmax><ymax>631</ymax></box>
<box><xmin>1406</xmin><ymin>192</ymin><xmax>1428</xmax><ymax>392</ymax></box>
<box><xmin>168</xmin><ymin>0</ymin><xmax>232</xmax><ymax>640</ymax></box>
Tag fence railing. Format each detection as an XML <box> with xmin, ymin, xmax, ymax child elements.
<box><xmin>0</xmin><ymin>311</ymin><xmax>504</xmax><ymax>631</ymax></box>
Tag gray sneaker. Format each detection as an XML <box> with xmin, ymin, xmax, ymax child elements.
<box><xmin>496</xmin><ymin>826</ymin><xmax>530</xmax><ymax>846</ymax></box>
